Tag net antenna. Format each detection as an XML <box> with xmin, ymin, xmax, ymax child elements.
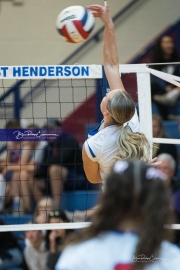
<box><xmin>104</xmin><ymin>0</ymin><xmax>107</xmax><ymax>7</ymax></box>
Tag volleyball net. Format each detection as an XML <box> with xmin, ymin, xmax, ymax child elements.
<box><xmin>0</xmin><ymin>64</ymin><xmax>180</xmax><ymax>232</ymax></box>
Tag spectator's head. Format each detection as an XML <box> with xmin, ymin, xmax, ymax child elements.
<box><xmin>34</xmin><ymin>197</ymin><xmax>55</xmax><ymax>224</ymax></box>
<box><xmin>152</xmin><ymin>35</ymin><xmax>178</xmax><ymax>63</ymax></box>
<box><xmin>48</xmin><ymin>210</ymin><xmax>69</xmax><ymax>228</ymax></box>
<box><xmin>152</xmin><ymin>114</ymin><xmax>165</xmax><ymax>138</ymax></box>
<box><xmin>64</xmin><ymin>160</ymin><xmax>174</xmax><ymax>270</ymax></box>
<box><xmin>157</xmin><ymin>153</ymin><xmax>176</xmax><ymax>183</ymax></box>
<box><xmin>160</xmin><ymin>36</ymin><xmax>174</xmax><ymax>58</ymax></box>
<box><xmin>45</xmin><ymin>118</ymin><xmax>61</xmax><ymax>129</ymax></box>
<box><xmin>48</xmin><ymin>210</ymin><xmax>70</xmax><ymax>239</ymax></box>
<box><xmin>5</xmin><ymin>119</ymin><xmax>21</xmax><ymax>146</ymax></box>
<box><xmin>46</xmin><ymin>210</ymin><xmax>71</xmax><ymax>250</ymax></box>
<box><xmin>5</xmin><ymin>119</ymin><xmax>21</xmax><ymax>129</ymax></box>
<box><xmin>25</xmin><ymin>223</ymin><xmax>44</xmax><ymax>250</ymax></box>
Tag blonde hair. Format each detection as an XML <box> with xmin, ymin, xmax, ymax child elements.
<box><xmin>107</xmin><ymin>91</ymin><xmax>135</xmax><ymax>125</ymax></box>
<box><xmin>107</xmin><ymin>90</ymin><xmax>151</xmax><ymax>162</ymax></box>
<box><xmin>34</xmin><ymin>196</ymin><xmax>55</xmax><ymax>218</ymax></box>
<box><xmin>117</xmin><ymin>125</ymin><xmax>151</xmax><ymax>162</ymax></box>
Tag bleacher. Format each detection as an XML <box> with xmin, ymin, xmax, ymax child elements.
<box><xmin>0</xmin><ymin>190</ymin><xmax>100</xmax><ymax>228</ymax></box>
<box><xmin>0</xmin><ymin>190</ymin><xmax>100</xmax><ymax>270</ymax></box>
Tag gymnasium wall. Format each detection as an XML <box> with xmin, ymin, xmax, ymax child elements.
<box><xmin>0</xmin><ymin>0</ymin><xmax>131</xmax><ymax>66</ymax></box>
<box><xmin>0</xmin><ymin>0</ymin><xmax>180</xmax><ymax>67</ymax></box>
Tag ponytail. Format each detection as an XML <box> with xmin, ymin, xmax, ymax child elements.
<box><xmin>117</xmin><ymin>125</ymin><xmax>151</xmax><ymax>162</ymax></box>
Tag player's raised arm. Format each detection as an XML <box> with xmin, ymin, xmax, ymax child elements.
<box><xmin>87</xmin><ymin>5</ymin><xmax>125</xmax><ymax>91</ymax></box>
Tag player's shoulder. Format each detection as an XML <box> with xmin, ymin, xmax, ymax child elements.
<box><xmin>160</xmin><ymin>240</ymin><xmax>180</xmax><ymax>257</ymax></box>
<box><xmin>87</xmin><ymin>126</ymin><xmax>107</xmax><ymax>143</ymax></box>
<box><xmin>93</xmin><ymin>124</ymin><xmax>120</xmax><ymax>138</ymax></box>
<box><xmin>55</xmin><ymin>232</ymin><xmax>138</xmax><ymax>270</ymax></box>
<box><xmin>87</xmin><ymin>125</ymin><xmax>120</xmax><ymax>153</ymax></box>
<box><xmin>144</xmin><ymin>241</ymin><xmax>180</xmax><ymax>270</ymax></box>
<box><xmin>55</xmin><ymin>241</ymin><xmax>91</xmax><ymax>270</ymax></box>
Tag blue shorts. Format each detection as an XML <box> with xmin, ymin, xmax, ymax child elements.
<box><xmin>64</xmin><ymin>170</ymin><xmax>89</xmax><ymax>191</ymax></box>
<box><xmin>5</xmin><ymin>171</ymin><xmax>13</xmax><ymax>182</ymax></box>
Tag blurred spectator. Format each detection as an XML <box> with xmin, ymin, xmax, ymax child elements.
<box><xmin>24</xmin><ymin>224</ymin><xmax>49</xmax><ymax>270</ymax></box>
<box><xmin>33</xmin><ymin>195</ymin><xmax>89</xmax><ymax>224</ymax></box>
<box><xmin>3</xmin><ymin>123</ymin><xmax>47</xmax><ymax>213</ymax></box>
<box><xmin>157</xmin><ymin>153</ymin><xmax>180</xmax><ymax>192</ymax></box>
<box><xmin>45</xmin><ymin>210</ymin><xmax>73</xmax><ymax>270</ymax></box>
<box><xmin>0</xmin><ymin>218</ymin><xmax>23</xmax><ymax>269</ymax></box>
<box><xmin>150</xmin><ymin>35</ymin><xmax>180</xmax><ymax>120</ymax></box>
<box><xmin>34</xmin><ymin>196</ymin><xmax>55</xmax><ymax>224</ymax></box>
<box><xmin>2</xmin><ymin>119</ymin><xmax>22</xmax><ymax>211</ymax></box>
<box><xmin>152</xmin><ymin>114</ymin><xmax>178</xmax><ymax>166</ymax></box>
<box><xmin>16</xmin><ymin>124</ymin><xmax>47</xmax><ymax>213</ymax></box>
<box><xmin>157</xmin><ymin>153</ymin><xmax>180</xmax><ymax>245</ymax></box>
<box><xmin>35</xmin><ymin>118</ymin><xmax>90</xmax><ymax>209</ymax></box>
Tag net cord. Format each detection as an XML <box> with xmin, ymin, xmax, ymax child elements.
<box><xmin>0</xmin><ymin>222</ymin><xmax>91</xmax><ymax>232</ymax></box>
<box><xmin>0</xmin><ymin>222</ymin><xmax>179</xmax><ymax>232</ymax></box>
<box><xmin>153</xmin><ymin>138</ymin><xmax>180</xmax><ymax>145</ymax></box>
<box><xmin>148</xmin><ymin>61</ymin><xmax>180</xmax><ymax>66</ymax></box>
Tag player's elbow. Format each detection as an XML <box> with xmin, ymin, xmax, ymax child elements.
<box><xmin>87</xmin><ymin>176</ymin><xmax>102</xmax><ymax>184</ymax></box>
<box><xmin>84</xmin><ymin>170</ymin><xmax>102</xmax><ymax>184</ymax></box>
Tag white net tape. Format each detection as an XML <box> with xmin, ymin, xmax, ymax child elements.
<box><xmin>0</xmin><ymin>222</ymin><xmax>179</xmax><ymax>232</ymax></box>
<box><xmin>0</xmin><ymin>222</ymin><xmax>91</xmax><ymax>232</ymax></box>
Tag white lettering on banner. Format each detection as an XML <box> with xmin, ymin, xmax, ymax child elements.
<box><xmin>0</xmin><ymin>65</ymin><xmax>103</xmax><ymax>79</ymax></box>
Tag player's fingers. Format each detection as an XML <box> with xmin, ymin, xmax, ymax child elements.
<box><xmin>86</xmin><ymin>5</ymin><xmax>103</xmax><ymax>10</ymax></box>
<box><xmin>87</xmin><ymin>11</ymin><xmax>99</xmax><ymax>17</ymax></box>
<box><xmin>149</xmin><ymin>157</ymin><xmax>162</xmax><ymax>167</ymax></box>
<box><xmin>150</xmin><ymin>161</ymin><xmax>162</xmax><ymax>167</ymax></box>
<box><xmin>86</xmin><ymin>5</ymin><xmax>104</xmax><ymax>12</ymax></box>
<box><xmin>86</xmin><ymin>5</ymin><xmax>106</xmax><ymax>18</ymax></box>
<box><xmin>151</xmin><ymin>157</ymin><xmax>157</xmax><ymax>163</ymax></box>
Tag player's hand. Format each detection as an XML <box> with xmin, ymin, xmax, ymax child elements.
<box><xmin>149</xmin><ymin>157</ymin><xmax>162</xmax><ymax>168</ymax></box>
<box><xmin>165</xmin><ymin>85</ymin><xmax>173</xmax><ymax>93</ymax></box>
<box><xmin>86</xmin><ymin>5</ymin><xmax>111</xmax><ymax>26</ymax></box>
<box><xmin>49</xmin><ymin>230</ymin><xmax>58</xmax><ymax>242</ymax></box>
<box><xmin>49</xmin><ymin>230</ymin><xmax>58</xmax><ymax>253</ymax></box>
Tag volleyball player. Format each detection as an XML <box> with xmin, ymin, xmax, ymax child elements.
<box><xmin>82</xmin><ymin>4</ymin><xmax>151</xmax><ymax>188</ymax></box>
<box><xmin>55</xmin><ymin>160</ymin><xmax>180</xmax><ymax>270</ymax></box>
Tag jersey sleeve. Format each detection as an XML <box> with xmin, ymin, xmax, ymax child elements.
<box><xmin>84</xmin><ymin>132</ymin><xmax>104</xmax><ymax>162</ymax></box>
<box><xmin>156</xmin><ymin>241</ymin><xmax>180</xmax><ymax>270</ymax></box>
<box><xmin>55</xmin><ymin>246</ymin><xmax>86</xmax><ymax>270</ymax></box>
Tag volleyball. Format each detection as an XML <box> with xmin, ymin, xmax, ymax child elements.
<box><xmin>56</xmin><ymin>6</ymin><xmax>95</xmax><ymax>43</ymax></box>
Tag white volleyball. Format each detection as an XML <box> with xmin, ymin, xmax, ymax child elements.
<box><xmin>56</xmin><ymin>6</ymin><xmax>95</xmax><ymax>43</ymax></box>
